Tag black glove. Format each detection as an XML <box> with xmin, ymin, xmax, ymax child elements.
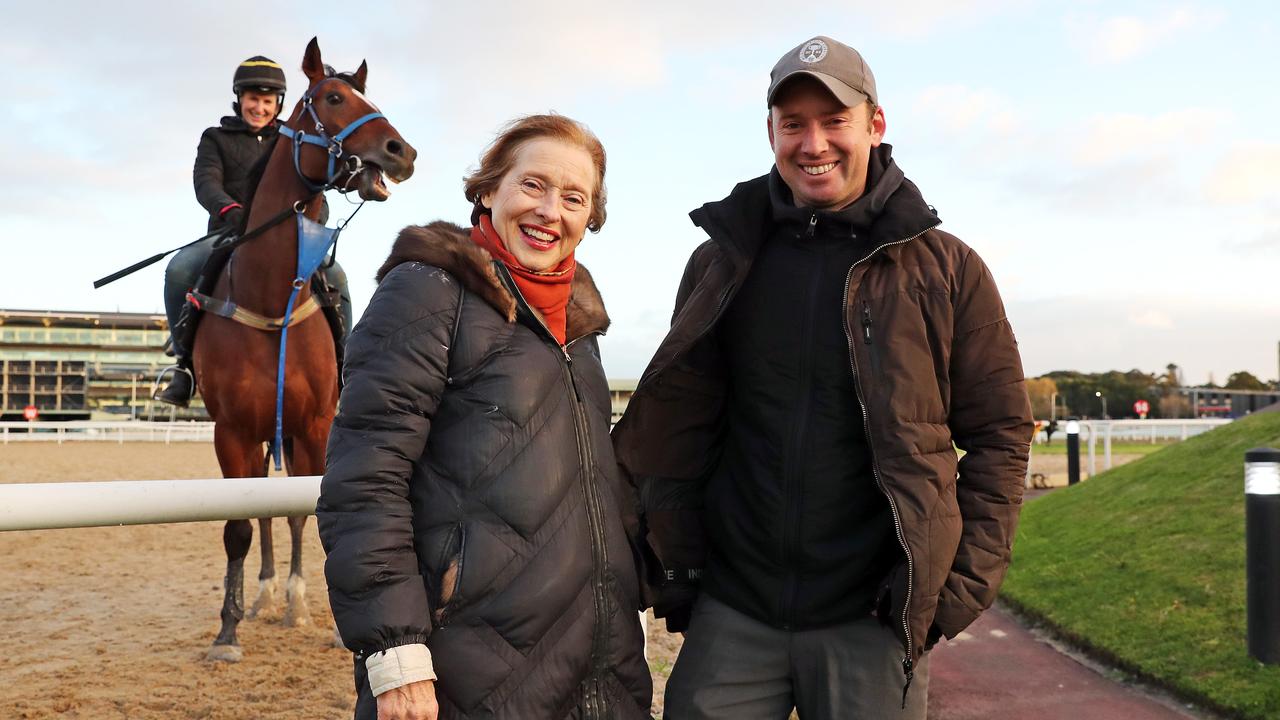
<box><xmin>221</xmin><ymin>206</ymin><xmax>246</xmax><ymax>232</ymax></box>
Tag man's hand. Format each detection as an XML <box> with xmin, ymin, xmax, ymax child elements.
<box><xmin>376</xmin><ymin>679</ymin><xmax>438</xmax><ymax>720</ymax></box>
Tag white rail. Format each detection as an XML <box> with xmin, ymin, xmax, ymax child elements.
<box><xmin>1078</xmin><ymin>419</ymin><xmax>1231</xmax><ymax>474</ymax></box>
<box><xmin>0</xmin><ymin>476</ymin><xmax>321</xmax><ymax>532</ymax></box>
<box><xmin>0</xmin><ymin>421</ymin><xmax>214</xmax><ymax>444</ymax></box>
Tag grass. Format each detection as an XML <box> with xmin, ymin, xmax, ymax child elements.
<box><xmin>1001</xmin><ymin>411</ymin><xmax>1280</xmax><ymax>719</ymax></box>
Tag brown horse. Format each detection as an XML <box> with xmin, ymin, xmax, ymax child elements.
<box><xmin>193</xmin><ymin>38</ymin><xmax>415</xmax><ymax>662</ymax></box>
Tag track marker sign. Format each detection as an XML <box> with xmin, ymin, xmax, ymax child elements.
<box><xmin>1134</xmin><ymin>399</ymin><xmax>1150</xmax><ymax>419</ymax></box>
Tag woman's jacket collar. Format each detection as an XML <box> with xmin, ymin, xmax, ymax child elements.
<box><xmin>377</xmin><ymin>220</ymin><xmax>611</xmax><ymax>341</ymax></box>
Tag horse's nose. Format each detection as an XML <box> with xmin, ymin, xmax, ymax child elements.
<box><xmin>385</xmin><ymin>138</ymin><xmax>417</xmax><ymax>165</ymax></box>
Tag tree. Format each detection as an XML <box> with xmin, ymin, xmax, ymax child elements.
<box><xmin>1025</xmin><ymin>377</ymin><xmax>1058</xmax><ymax>419</ymax></box>
<box><xmin>1225</xmin><ymin>371</ymin><xmax>1268</xmax><ymax>391</ymax></box>
<box><xmin>1158</xmin><ymin>393</ymin><xmax>1191</xmax><ymax>419</ymax></box>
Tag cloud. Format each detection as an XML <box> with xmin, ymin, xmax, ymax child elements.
<box><xmin>1075</xmin><ymin>6</ymin><xmax>1220</xmax><ymax>64</ymax></box>
<box><xmin>1070</xmin><ymin>109</ymin><xmax>1219</xmax><ymax>168</ymax></box>
<box><xmin>1008</xmin><ymin>294</ymin><xmax>1280</xmax><ymax>386</ymax></box>
<box><xmin>912</xmin><ymin>84</ymin><xmax>1022</xmax><ymax>137</ymax></box>
<box><xmin>1205</xmin><ymin>142</ymin><xmax>1280</xmax><ymax>206</ymax></box>
<box><xmin>1128</xmin><ymin>309</ymin><xmax>1175</xmax><ymax>329</ymax></box>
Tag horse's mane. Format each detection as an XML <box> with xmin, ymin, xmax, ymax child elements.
<box><xmin>324</xmin><ymin>64</ymin><xmax>365</xmax><ymax>94</ymax></box>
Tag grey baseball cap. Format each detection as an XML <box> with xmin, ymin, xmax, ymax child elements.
<box><xmin>767</xmin><ymin>36</ymin><xmax>878</xmax><ymax>109</ymax></box>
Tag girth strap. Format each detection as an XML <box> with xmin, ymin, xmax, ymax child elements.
<box><xmin>187</xmin><ymin>290</ymin><xmax>332</xmax><ymax>331</ymax></box>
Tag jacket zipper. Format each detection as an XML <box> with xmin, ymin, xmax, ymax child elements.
<box><xmin>498</xmin><ymin>265</ymin><xmax>610</xmax><ymax>717</ymax></box>
<box><xmin>840</xmin><ymin>224</ymin><xmax>937</xmax><ymax>705</ymax></box>
<box><xmin>529</xmin><ymin>311</ymin><xmax>610</xmax><ymax>718</ymax></box>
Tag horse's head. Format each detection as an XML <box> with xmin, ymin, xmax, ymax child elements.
<box><xmin>281</xmin><ymin>37</ymin><xmax>416</xmax><ymax>201</ymax></box>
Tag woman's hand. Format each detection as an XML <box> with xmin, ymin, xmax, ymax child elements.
<box><xmin>376</xmin><ymin>679</ymin><xmax>438</xmax><ymax>720</ymax></box>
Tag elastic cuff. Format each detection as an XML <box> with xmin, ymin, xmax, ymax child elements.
<box><xmin>365</xmin><ymin>643</ymin><xmax>437</xmax><ymax>697</ymax></box>
<box><xmin>218</xmin><ymin>202</ymin><xmax>243</xmax><ymax>216</ymax></box>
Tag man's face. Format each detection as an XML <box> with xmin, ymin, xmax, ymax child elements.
<box><xmin>768</xmin><ymin>77</ymin><xmax>885</xmax><ymax>211</ymax></box>
<box><xmin>239</xmin><ymin>89</ymin><xmax>280</xmax><ymax>131</ymax></box>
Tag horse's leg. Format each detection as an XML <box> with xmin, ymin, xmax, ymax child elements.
<box><xmin>282</xmin><ymin>436</ymin><xmax>313</xmax><ymax>628</ymax></box>
<box><xmin>206</xmin><ymin>428</ymin><xmax>265</xmax><ymax>662</ymax></box>
<box><xmin>247</xmin><ymin>517</ymin><xmax>278</xmax><ymax>620</ymax></box>
<box><xmin>249</xmin><ymin>449</ymin><xmax>279</xmax><ymax>620</ymax></box>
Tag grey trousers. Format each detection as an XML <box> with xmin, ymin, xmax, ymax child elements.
<box><xmin>664</xmin><ymin>595</ymin><xmax>929</xmax><ymax>720</ymax></box>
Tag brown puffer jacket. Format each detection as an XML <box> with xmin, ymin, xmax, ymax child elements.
<box><xmin>612</xmin><ymin>152</ymin><xmax>1033</xmax><ymax>681</ymax></box>
<box><xmin>318</xmin><ymin>222</ymin><xmax>650</xmax><ymax>719</ymax></box>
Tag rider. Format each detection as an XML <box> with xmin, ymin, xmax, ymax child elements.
<box><xmin>154</xmin><ymin>55</ymin><xmax>352</xmax><ymax>407</ymax></box>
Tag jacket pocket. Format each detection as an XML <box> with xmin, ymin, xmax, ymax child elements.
<box><xmin>433</xmin><ymin>524</ymin><xmax>466</xmax><ymax>627</ymax></box>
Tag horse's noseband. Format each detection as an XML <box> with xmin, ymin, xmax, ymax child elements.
<box><xmin>277</xmin><ymin>79</ymin><xmax>384</xmax><ymax>194</ymax></box>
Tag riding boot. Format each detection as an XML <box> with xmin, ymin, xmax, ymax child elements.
<box><xmin>154</xmin><ymin>357</ymin><xmax>195</xmax><ymax>408</ymax></box>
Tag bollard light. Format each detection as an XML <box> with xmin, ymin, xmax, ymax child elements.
<box><xmin>1066</xmin><ymin>418</ymin><xmax>1081</xmax><ymax>486</ymax></box>
<box><xmin>1246</xmin><ymin>447</ymin><xmax>1280</xmax><ymax>664</ymax></box>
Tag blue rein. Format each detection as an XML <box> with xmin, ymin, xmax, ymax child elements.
<box><xmin>266</xmin><ymin>78</ymin><xmax>377</xmax><ymax>470</ymax></box>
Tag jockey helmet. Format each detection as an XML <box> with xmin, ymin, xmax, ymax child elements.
<box><xmin>232</xmin><ymin>56</ymin><xmax>287</xmax><ymax>96</ymax></box>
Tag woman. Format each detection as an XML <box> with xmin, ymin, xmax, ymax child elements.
<box><xmin>317</xmin><ymin>114</ymin><xmax>651</xmax><ymax>720</ymax></box>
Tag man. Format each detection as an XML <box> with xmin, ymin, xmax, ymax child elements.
<box><xmin>612</xmin><ymin>36</ymin><xmax>1032</xmax><ymax>718</ymax></box>
<box><xmin>154</xmin><ymin>55</ymin><xmax>350</xmax><ymax>406</ymax></box>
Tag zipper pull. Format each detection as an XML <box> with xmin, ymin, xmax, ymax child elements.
<box><xmin>900</xmin><ymin>656</ymin><xmax>914</xmax><ymax>709</ymax></box>
<box><xmin>806</xmin><ymin>212</ymin><xmax>817</xmax><ymax>237</ymax></box>
<box><xmin>862</xmin><ymin>302</ymin><xmax>873</xmax><ymax>345</ymax></box>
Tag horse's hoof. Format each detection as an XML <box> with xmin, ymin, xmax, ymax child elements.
<box><xmin>247</xmin><ymin>577</ymin><xmax>279</xmax><ymax>621</ymax></box>
<box><xmin>283</xmin><ymin>606</ymin><xmax>312</xmax><ymax>627</ymax></box>
<box><xmin>284</xmin><ymin>575</ymin><xmax>311</xmax><ymax>628</ymax></box>
<box><xmin>205</xmin><ymin>643</ymin><xmax>243</xmax><ymax>663</ymax></box>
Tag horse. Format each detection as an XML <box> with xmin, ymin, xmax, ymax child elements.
<box><xmin>192</xmin><ymin>38</ymin><xmax>416</xmax><ymax>662</ymax></box>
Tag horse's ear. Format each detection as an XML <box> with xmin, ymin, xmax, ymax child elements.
<box><xmin>354</xmin><ymin>60</ymin><xmax>368</xmax><ymax>91</ymax></box>
<box><xmin>302</xmin><ymin>37</ymin><xmax>324</xmax><ymax>83</ymax></box>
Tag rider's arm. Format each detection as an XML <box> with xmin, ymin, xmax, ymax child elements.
<box><xmin>193</xmin><ymin>129</ymin><xmax>237</xmax><ymax>219</ymax></box>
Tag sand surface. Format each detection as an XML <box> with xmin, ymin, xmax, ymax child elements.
<box><xmin>0</xmin><ymin>442</ymin><xmax>1137</xmax><ymax>718</ymax></box>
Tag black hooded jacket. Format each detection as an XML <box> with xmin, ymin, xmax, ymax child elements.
<box><xmin>317</xmin><ymin>222</ymin><xmax>651</xmax><ymax>720</ymax></box>
<box><xmin>193</xmin><ymin>113</ymin><xmax>278</xmax><ymax>232</ymax></box>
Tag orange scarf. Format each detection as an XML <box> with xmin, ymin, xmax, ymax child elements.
<box><xmin>472</xmin><ymin>214</ymin><xmax>575</xmax><ymax>345</ymax></box>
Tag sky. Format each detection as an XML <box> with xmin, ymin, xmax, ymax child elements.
<box><xmin>2</xmin><ymin>0</ymin><xmax>1277</xmax><ymax>385</ymax></box>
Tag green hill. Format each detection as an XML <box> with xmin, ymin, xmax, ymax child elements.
<box><xmin>1001</xmin><ymin>411</ymin><xmax>1280</xmax><ymax>719</ymax></box>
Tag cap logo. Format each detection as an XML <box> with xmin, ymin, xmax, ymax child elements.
<box><xmin>799</xmin><ymin>39</ymin><xmax>828</xmax><ymax>64</ymax></box>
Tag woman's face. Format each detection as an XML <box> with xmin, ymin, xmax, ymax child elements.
<box><xmin>481</xmin><ymin>138</ymin><xmax>596</xmax><ymax>272</ymax></box>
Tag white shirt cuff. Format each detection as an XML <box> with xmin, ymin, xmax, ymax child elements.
<box><xmin>365</xmin><ymin>643</ymin><xmax>437</xmax><ymax>696</ymax></box>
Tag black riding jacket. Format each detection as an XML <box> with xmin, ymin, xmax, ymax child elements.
<box><xmin>193</xmin><ymin>113</ymin><xmax>278</xmax><ymax>232</ymax></box>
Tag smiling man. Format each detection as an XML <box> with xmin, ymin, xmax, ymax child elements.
<box><xmin>613</xmin><ymin>36</ymin><xmax>1033</xmax><ymax>718</ymax></box>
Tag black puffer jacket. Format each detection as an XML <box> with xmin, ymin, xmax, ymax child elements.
<box><xmin>193</xmin><ymin>114</ymin><xmax>278</xmax><ymax>232</ymax></box>
<box><xmin>317</xmin><ymin>221</ymin><xmax>651</xmax><ymax>720</ymax></box>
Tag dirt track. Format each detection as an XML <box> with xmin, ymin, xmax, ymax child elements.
<box><xmin>0</xmin><ymin>442</ymin><xmax>1138</xmax><ymax>718</ymax></box>
<box><xmin>0</xmin><ymin>443</ymin><xmax>685</xmax><ymax>719</ymax></box>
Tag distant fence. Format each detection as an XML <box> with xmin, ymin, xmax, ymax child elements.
<box><xmin>0</xmin><ymin>420</ymin><xmax>215</xmax><ymax>444</ymax></box>
<box><xmin>1072</xmin><ymin>419</ymin><xmax>1231</xmax><ymax>474</ymax></box>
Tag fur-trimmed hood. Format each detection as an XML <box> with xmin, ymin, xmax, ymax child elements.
<box><xmin>377</xmin><ymin>221</ymin><xmax>610</xmax><ymax>341</ymax></box>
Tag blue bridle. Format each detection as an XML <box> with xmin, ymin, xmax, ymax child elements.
<box><xmin>265</xmin><ymin>76</ymin><xmax>382</xmax><ymax>470</ymax></box>
<box><xmin>276</xmin><ymin>78</ymin><xmax>385</xmax><ymax>193</ymax></box>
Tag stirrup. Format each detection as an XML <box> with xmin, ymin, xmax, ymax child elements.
<box><xmin>152</xmin><ymin>365</ymin><xmax>194</xmax><ymax>407</ymax></box>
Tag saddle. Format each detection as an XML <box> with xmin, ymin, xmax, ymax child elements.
<box><xmin>173</xmin><ymin>241</ymin><xmax>347</xmax><ymax>381</ymax></box>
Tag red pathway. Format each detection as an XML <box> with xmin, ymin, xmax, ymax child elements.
<box><xmin>927</xmin><ymin>605</ymin><xmax>1208</xmax><ymax>720</ymax></box>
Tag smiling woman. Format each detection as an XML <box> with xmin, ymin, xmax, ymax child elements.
<box><xmin>316</xmin><ymin>114</ymin><xmax>651</xmax><ymax>720</ymax></box>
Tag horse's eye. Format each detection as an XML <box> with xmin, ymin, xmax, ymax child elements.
<box><xmin>326</xmin><ymin>93</ymin><xmax>343</xmax><ymax>105</ymax></box>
